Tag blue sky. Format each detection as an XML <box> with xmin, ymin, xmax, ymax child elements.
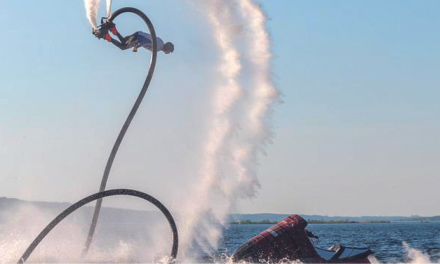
<box><xmin>1</xmin><ymin>0</ymin><xmax>439</xmax><ymax>216</ymax></box>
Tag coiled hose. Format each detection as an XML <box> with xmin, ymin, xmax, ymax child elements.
<box><xmin>17</xmin><ymin>189</ymin><xmax>178</xmax><ymax>263</ymax></box>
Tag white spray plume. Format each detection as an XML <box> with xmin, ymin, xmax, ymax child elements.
<box><xmin>0</xmin><ymin>204</ymin><xmax>173</xmax><ymax>263</ymax></box>
<box><xmin>403</xmin><ymin>242</ymin><xmax>440</xmax><ymax>264</ymax></box>
<box><xmin>84</xmin><ymin>0</ymin><xmax>102</xmax><ymax>29</ymax></box>
<box><xmin>179</xmin><ymin>0</ymin><xmax>244</xmax><ymax>257</ymax></box>
<box><xmin>84</xmin><ymin>0</ymin><xmax>113</xmax><ymax>29</ymax></box>
<box><xmin>179</xmin><ymin>0</ymin><xmax>279</xmax><ymax>259</ymax></box>
<box><xmin>369</xmin><ymin>243</ymin><xmax>440</xmax><ymax>264</ymax></box>
<box><xmin>106</xmin><ymin>0</ymin><xmax>113</xmax><ymax>17</ymax></box>
<box><xmin>229</xmin><ymin>0</ymin><xmax>279</xmax><ymax>199</ymax></box>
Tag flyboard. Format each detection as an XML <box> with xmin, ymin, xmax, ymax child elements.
<box><xmin>16</xmin><ymin>7</ymin><xmax>178</xmax><ymax>264</ymax></box>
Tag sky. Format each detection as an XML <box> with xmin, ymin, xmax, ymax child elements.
<box><xmin>0</xmin><ymin>0</ymin><xmax>439</xmax><ymax>216</ymax></box>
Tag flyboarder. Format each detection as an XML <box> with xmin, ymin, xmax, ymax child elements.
<box><xmin>93</xmin><ymin>20</ymin><xmax>174</xmax><ymax>54</ymax></box>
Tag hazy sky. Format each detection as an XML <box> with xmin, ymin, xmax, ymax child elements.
<box><xmin>1</xmin><ymin>0</ymin><xmax>439</xmax><ymax>216</ymax></box>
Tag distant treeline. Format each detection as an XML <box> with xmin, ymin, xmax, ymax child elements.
<box><xmin>230</xmin><ymin>219</ymin><xmax>391</xmax><ymax>225</ymax></box>
<box><xmin>230</xmin><ymin>219</ymin><xmax>278</xmax><ymax>225</ymax></box>
<box><xmin>2</xmin><ymin>197</ymin><xmax>439</xmax><ymax>224</ymax></box>
<box><xmin>229</xmin><ymin>213</ymin><xmax>440</xmax><ymax>223</ymax></box>
<box><xmin>307</xmin><ymin>219</ymin><xmax>390</xmax><ymax>224</ymax></box>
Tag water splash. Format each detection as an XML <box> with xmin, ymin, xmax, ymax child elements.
<box><xmin>179</xmin><ymin>0</ymin><xmax>244</xmax><ymax>258</ymax></box>
<box><xmin>178</xmin><ymin>0</ymin><xmax>279</xmax><ymax>259</ymax></box>
<box><xmin>84</xmin><ymin>0</ymin><xmax>101</xmax><ymax>29</ymax></box>
<box><xmin>229</xmin><ymin>0</ymin><xmax>279</xmax><ymax>202</ymax></box>
<box><xmin>368</xmin><ymin>243</ymin><xmax>440</xmax><ymax>264</ymax></box>
<box><xmin>0</xmin><ymin>205</ymin><xmax>172</xmax><ymax>263</ymax></box>
<box><xmin>402</xmin><ymin>243</ymin><xmax>440</xmax><ymax>264</ymax></box>
<box><xmin>106</xmin><ymin>0</ymin><xmax>113</xmax><ymax>17</ymax></box>
<box><xmin>83</xmin><ymin>0</ymin><xmax>112</xmax><ymax>29</ymax></box>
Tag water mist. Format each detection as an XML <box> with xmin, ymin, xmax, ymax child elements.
<box><xmin>84</xmin><ymin>0</ymin><xmax>112</xmax><ymax>29</ymax></box>
<box><xmin>179</xmin><ymin>0</ymin><xmax>279</xmax><ymax>259</ymax></box>
<box><xmin>84</xmin><ymin>0</ymin><xmax>101</xmax><ymax>29</ymax></box>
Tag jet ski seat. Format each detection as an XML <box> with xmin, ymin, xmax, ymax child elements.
<box><xmin>315</xmin><ymin>245</ymin><xmax>345</xmax><ymax>261</ymax></box>
<box><xmin>315</xmin><ymin>244</ymin><xmax>372</xmax><ymax>263</ymax></box>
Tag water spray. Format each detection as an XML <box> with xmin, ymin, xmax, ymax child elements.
<box><xmin>228</xmin><ymin>0</ymin><xmax>279</xmax><ymax>201</ymax></box>
<box><xmin>17</xmin><ymin>189</ymin><xmax>178</xmax><ymax>264</ymax></box>
<box><xmin>179</xmin><ymin>0</ymin><xmax>278</xmax><ymax>258</ymax></box>
<box><xmin>106</xmin><ymin>0</ymin><xmax>112</xmax><ymax>17</ymax></box>
<box><xmin>84</xmin><ymin>0</ymin><xmax>112</xmax><ymax>29</ymax></box>
<box><xmin>179</xmin><ymin>0</ymin><xmax>244</xmax><ymax>256</ymax></box>
<box><xmin>84</xmin><ymin>0</ymin><xmax>101</xmax><ymax>29</ymax></box>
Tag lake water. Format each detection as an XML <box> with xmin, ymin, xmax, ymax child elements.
<box><xmin>218</xmin><ymin>222</ymin><xmax>440</xmax><ymax>263</ymax></box>
<box><xmin>2</xmin><ymin>216</ymin><xmax>439</xmax><ymax>263</ymax></box>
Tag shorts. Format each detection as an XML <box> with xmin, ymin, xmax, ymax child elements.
<box><xmin>124</xmin><ymin>31</ymin><xmax>152</xmax><ymax>48</ymax></box>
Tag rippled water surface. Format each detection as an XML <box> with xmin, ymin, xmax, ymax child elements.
<box><xmin>218</xmin><ymin>222</ymin><xmax>440</xmax><ymax>263</ymax></box>
<box><xmin>2</xmin><ymin>217</ymin><xmax>439</xmax><ymax>263</ymax></box>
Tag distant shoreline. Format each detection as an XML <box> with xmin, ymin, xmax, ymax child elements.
<box><xmin>308</xmin><ymin>219</ymin><xmax>390</xmax><ymax>224</ymax></box>
<box><xmin>230</xmin><ymin>219</ymin><xmax>391</xmax><ymax>225</ymax></box>
<box><xmin>1</xmin><ymin>197</ymin><xmax>439</xmax><ymax>224</ymax></box>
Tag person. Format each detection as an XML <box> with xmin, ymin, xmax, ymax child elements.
<box><xmin>93</xmin><ymin>20</ymin><xmax>174</xmax><ymax>54</ymax></box>
<box><xmin>306</xmin><ymin>229</ymin><xmax>319</xmax><ymax>239</ymax></box>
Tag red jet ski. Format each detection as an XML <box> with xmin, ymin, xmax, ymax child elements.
<box><xmin>231</xmin><ymin>214</ymin><xmax>373</xmax><ymax>263</ymax></box>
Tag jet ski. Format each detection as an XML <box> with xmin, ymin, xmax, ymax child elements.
<box><xmin>231</xmin><ymin>214</ymin><xmax>373</xmax><ymax>263</ymax></box>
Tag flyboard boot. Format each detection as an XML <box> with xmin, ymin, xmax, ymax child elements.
<box><xmin>92</xmin><ymin>17</ymin><xmax>116</xmax><ymax>42</ymax></box>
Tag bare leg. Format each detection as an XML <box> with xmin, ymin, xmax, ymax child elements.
<box><xmin>110</xmin><ymin>39</ymin><xmax>130</xmax><ymax>50</ymax></box>
<box><xmin>110</xmin><ymin>28</ymin><xmax>126</xmax><ymax>43</ymax></box>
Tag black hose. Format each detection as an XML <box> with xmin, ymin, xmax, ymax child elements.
<box><xmin>83</xmin><ymin>7</ymin><xmax>159</xmax><ymax>257</ymax></box>
<box><xmin>17</xmin><ymin>189</ymin><xmax>178</xmax><ymax>264</ymax></box>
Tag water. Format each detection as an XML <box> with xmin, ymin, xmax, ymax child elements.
<box><xmin>218</xmin><ymin>222</ymin><xmax>440</xmax><ymax>263</ymax></box>
<box><xmin>2</xmin><ymin>213</ymin><xmax>440</xmax><ymax>263</ymax></box>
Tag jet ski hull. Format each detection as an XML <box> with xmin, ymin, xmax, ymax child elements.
<box><xmin>231</xmin><ymin>214</ymin><xmax>373</xmax><ymax>263</ymax></box>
